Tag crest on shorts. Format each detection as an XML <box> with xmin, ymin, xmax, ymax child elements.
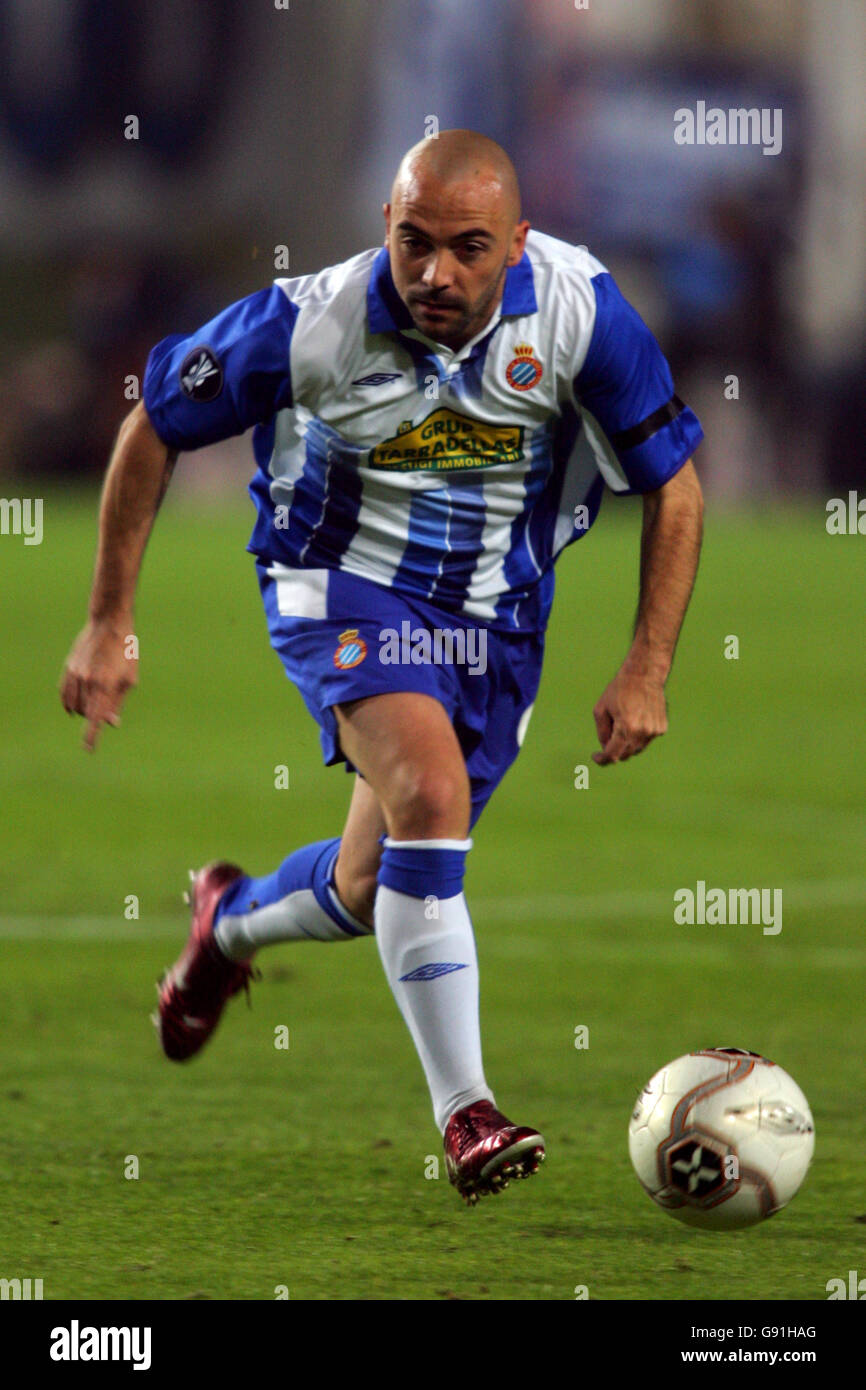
<box><xmin>505</xmin><ymin>344</ymin><xmax>543</xmax><ymax>392</ymax></box>
<box><xmin>333</xmin><ymin>629</ymin><xmax>368</xmax><ymax>670</ymax></box>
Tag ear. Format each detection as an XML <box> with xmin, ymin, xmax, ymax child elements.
<box><xmin>383</xmin><ymin>202</ymin><xmax>391</xmax><ymax>246</ymax></box>
<box><xmin>507</xmin><ymin>219</ymin><xmax>530</xmax><ymax>266</ymax></box>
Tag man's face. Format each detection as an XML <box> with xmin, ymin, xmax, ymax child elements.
<box><xmin>384</xmin><ymin>172</ymin><xmax>529</xmax><ymax>351</ymax></box>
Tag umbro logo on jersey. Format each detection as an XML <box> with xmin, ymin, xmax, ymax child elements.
<box><xmin>180</xmin><ymin>346</ymin><xmax>223</xmax><ymax>402</ymax></box>
<box><xmin>351</xmin><ymin>372</ymin><xmax>403</xmax><ymax>387</ymax></box>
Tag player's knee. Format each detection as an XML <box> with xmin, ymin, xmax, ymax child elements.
<box><xmin>386</xmin><ymin>761</ymin><xmax>471</xmax><ymax>840</ymax></box>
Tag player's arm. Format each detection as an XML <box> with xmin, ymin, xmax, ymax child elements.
<box><xmin>592</xmin><ymin>458</ymin><xmax>703</xmax><ymax>765</ymax></box>
<box><xmin>60</xmin><ymin>402</ymin><xmax>177</xmax><ymax>751</ymax></box>
<box><xmin>60</xmin><ymin>282</ymin><xmax>298</xmax><ymax>751</ymax></box>
<box><xmin>571</xmin><ymin>266</ymin><xmax>705</xmax><ymax>765</ymax></box>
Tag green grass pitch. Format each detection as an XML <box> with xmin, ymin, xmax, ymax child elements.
<box><xmin>2</xmin><ymin>485</ymin><xmax>864</xmax><ymax>1300</ymax></box>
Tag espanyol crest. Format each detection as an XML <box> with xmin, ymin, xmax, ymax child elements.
<box><xmin>333</xmin><ymin>628</ymin><xmax>368</xmax><ymax>670</ymax></box>
<box><xmin>505</xmin><ymin>343</ymin><xmax>543</xmax><ymax>391</ymax></box>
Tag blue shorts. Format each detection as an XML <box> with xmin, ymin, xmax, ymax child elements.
<box><xmin>256</xmin><ymin>562</ymin><xmax>544</xmax><ymax>829</ymax></box>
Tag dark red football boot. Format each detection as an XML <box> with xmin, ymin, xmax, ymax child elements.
<box><xmin>444</xmin><ymin>1099</ymin><xmax>545</xmax><ymax>1205</ymax></box>
<box><xmin>154</xmin><ymin>861</ymin><xmax>253</xmax><ymax>1061</ymax></box>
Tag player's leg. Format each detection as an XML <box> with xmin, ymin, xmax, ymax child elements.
<box><xmin>333</xmin><ymin>692</ymin><xmax>494</xmax><ymax>1127</ymax></box>
<box><xmin>186</xmin><ymin>681</ymin><xmax>469</xmax><ymax>968</ymax></box>
<box><xmin>212</xmin><ymin>774</ymin><xmax>382</xmax><ymax>960</ymax></box>
<box><xmin>332</xmin><ymin>774</ymin><xmax>387</xmax><ymax>927</ymax></box>
<box><xmin>334</xmin><ymin>690</ymin><xmax>471</xmax><ymax>839</ymax></box>
<box><xmin>154</xmin><ymin>777</ymin><xmax>382</xmax><ymax>1061</ymax></box>
<box><xmin>334</xmin><ymin>689</ymin><xmax>543</xmax><ymax>1201</ymax></box>
<box><xmin>335</xmin><ymin>669</ymin><xmax>544</xmax><ymax>1195</ymax></box>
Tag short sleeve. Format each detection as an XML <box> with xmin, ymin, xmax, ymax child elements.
<box><xmin>142</xmin><ymin>285</ymin><xmax>299</xmax><ymax>451</ymax></box>
<box><xmin>574</xmin><ymin>272</ymin><xmax>703</xmax><ymax>493</ymax></box>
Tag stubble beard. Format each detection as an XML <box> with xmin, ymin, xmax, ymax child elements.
<box><xmin>411</xmin><ymin>256</ymin><xmax>509</xmax><ymax>351</ymax></box>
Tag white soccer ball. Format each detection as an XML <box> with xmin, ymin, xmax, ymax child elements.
<box><xmin>628</xmin><ymin>1047</ymin><xmax>814</xmax><ymax>1230</ymax></box>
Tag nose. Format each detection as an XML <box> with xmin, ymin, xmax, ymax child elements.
<box><xmin>421</xmin><ymin>249</ymin><xmax>455</xmax><ymax>290</ymax></box>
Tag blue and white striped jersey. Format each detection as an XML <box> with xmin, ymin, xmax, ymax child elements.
<box><xmin>143</xmin><ymin>229</ymin><xmax>702</xmax><ymax>632</ymax></box>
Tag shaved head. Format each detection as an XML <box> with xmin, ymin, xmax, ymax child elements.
<box><xmin>391</xmin><ymin>129</ymin><xmax>522</xmax><ymax>227</ymax></box>
<box><xmin>384</xmin><ymin>130</ymin><xmax>529</xmax><ymax>351</ymax></box>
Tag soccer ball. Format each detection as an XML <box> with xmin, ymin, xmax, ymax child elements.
<box><xmin>628</xmin><ymin>1047</ymin><xmax>814</xmax><ymax>1230</ymax></box>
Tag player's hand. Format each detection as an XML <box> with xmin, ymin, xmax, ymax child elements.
<box><xmin>592</xmin><ymin>669</ymin><xmax>667</xmax><ymax>765</ymax></box>
<box><xmin>60</xmin><ymin>618</ymin><xmax>138</xmax><ymax>751</ymax></box>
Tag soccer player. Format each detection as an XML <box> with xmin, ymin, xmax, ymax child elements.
<box><xmin>61</xmin><ymin>130</ymin><xmax>704</xmax><ymax>1204</ymax></box>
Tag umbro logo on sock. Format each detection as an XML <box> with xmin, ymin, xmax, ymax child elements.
<box><xmin>399</xmin><ymin>962</ymin><xmax>468</xmax><ymax>982</ymax></box>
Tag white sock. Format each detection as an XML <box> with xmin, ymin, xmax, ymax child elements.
<box><xmin>216</xmin><ymin>885</ymin><xmax>370</xmax><ymax>959</ymax></box>
<box><xmin>375</xmin><ymin>838</ymin><xmax>494</xmax><ymax>1132</ymax></box>
<box><xmin>213</xmin><ymin>838</ymin><xmax>372</xmax><ymax>960</ymax></box>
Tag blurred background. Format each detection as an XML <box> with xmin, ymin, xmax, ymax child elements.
<box><xmin>0</xmin><ymin>0</ymin><xmax>863</xmax><ymax>498</ymax></box>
